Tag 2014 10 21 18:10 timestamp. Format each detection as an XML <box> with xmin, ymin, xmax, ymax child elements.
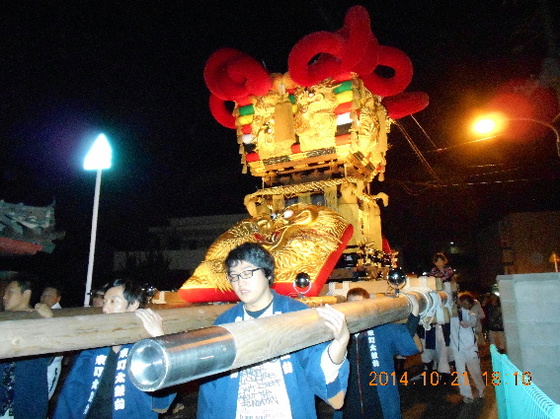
<box><xmin>368</xmin><ymin>371</ymin><xmax>533</xmax><ymax>386</ymax></box>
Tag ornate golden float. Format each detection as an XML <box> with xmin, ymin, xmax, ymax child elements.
<box><xmin>179</xmin><ymin>5</ymin><xmax>429</xmax><ymax>303</ymax></box>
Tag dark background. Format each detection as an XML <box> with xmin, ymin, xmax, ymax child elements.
<box><xmin>1</xmin><ymin>1</ymin><xmax>558</xmax><ymax>303</ymax></box>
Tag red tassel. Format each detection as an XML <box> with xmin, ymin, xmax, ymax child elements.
<box><xmin>362</xmin><ymin>46</ymin><xmax>413</xmax><ymax>98</ymax></box>
<box><xmin>288</xmin><ymin>31</ymin><xmax>345</xmax><ymax>86</ymax></box>
<box><xmin>208</xmin><ymin>94</ymin><xmax>236</xmax><ymax>129</ymax></box>
<box><xmin>382</xmin><ymin>92</ymin><xmax>429</xmax><ymax>119</ymax></box>
<box><xmin>204</xmin><ymin>48</ymin><xmax>271</xmax><ymax>101</ymax></box>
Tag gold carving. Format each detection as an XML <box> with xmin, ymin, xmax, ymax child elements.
<box><xmin>239</xmin><ymin>73</ymin><xmax>389</xmax><ymax>183</ymax></box>
<box><xmin>252</xmin><ymin>91</ymin><xmax>294</xmax><ymax>158</ymax></box>
<box><xmin>183</xmin><ymin>204</ymin><xmax>350</xmax><ymax>291</ymax></box>
<box><xmin>293</xmin><ymin>83</ymin><xmax>338</xmax><ymax>151</ymax></box>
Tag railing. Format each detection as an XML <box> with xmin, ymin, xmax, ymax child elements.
<box><xmin>491</xmin><ymin>345</ymin><xmax>560</xmax><ymax>419</ymax></box>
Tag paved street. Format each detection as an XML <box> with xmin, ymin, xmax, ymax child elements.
<box><xmin>162</xmin><ymin>345</ymin><xmax>498</xmax><ymax>419</ymax></box>
<box><xmin>399</xmin><ymin>351</ymin><xmax>497</xmax><ymax>419</ymax></box>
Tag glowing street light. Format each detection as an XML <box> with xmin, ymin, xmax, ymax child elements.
<box><xmin>471</xmin><ymin>112</ymin><xmax>560</xmax><ymax>159</ymax></box>
<box><xmin>472</xmin><ymin>113</ymin><xmax>506</xmax><ymax>136</ymax></box>
<box><xmin>83</xmin><ymin>134</ymin><xmax>112</xmax><ymax>307</ymax></box>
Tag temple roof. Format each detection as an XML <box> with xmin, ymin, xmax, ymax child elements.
<box><xmin>0</xmin><ymin>200</ymin><xmax>64</xmax><ymax>255</ymax></box>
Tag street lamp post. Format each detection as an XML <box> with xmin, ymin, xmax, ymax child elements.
<box><xmin>83</xmin><ymin>134</ymin><xmax>112</xmax><ymax>307</ymax></box>
<box><xmin>472</xmin><ymin>114</ymin><xmax>560</xmax><ymax>159</ymax></box>
<box><xmin>550</xmin><ymin>252</ymin><xmax>559</xmax><ymax>273</ymax></box>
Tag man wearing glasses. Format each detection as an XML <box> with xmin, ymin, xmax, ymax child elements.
<box><xmin>197</xmin><ymin>242</ymin><xmax>350</xmax><ymax>419</ymax></box>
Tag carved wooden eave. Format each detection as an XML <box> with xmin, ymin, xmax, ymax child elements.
<box><xmin>0</xmin><ymin>200</ymin><xmax>65</xmax><ymax>255</ymax></box>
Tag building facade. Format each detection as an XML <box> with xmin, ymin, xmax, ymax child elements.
<box><xmin>477</xmin><ymin>211</ymin><xmax>560</xmax><ymax>289</ymax></box>
<box><xmin>113</xmin><ymin>213</ymin><xmax>248</xmax><ymax>284</ymax></box>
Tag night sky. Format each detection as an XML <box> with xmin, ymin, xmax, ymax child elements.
<box><xmin>1</xmin><ymin>1</ymin><xmax>559</xmax><ymax>294</ymax></box>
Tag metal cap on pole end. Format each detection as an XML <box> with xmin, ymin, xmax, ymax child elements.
<box><xmin>127</xmin><ymin>326</ymin><xmax>237</xmax><ymax>391</ymax></box>
<box><xmin>128</xmin><ymin>339</ymin><xmax>168</xmax><ymax>391</ymax></box>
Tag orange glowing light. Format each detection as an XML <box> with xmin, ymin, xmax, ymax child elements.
<box><xmin>471</xmin><ymin>112</ymin><xmax>508</xmax><ymax>136</ymax></box>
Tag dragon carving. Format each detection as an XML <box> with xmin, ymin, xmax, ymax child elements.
<box><xmin>178</xmin><ymin>203</ymin><xmax>353</xmax><ymax>302</ymax></box>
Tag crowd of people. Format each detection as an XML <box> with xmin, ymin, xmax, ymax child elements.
<box><xmin>0</xmin><ymin>274</ymin><xmax>175</xmax><ymax>419</ymax></box>
<box><xmin>0</xmin><ymin>248</ymin><xmax>502</xmax><ymax>418</ymax></box>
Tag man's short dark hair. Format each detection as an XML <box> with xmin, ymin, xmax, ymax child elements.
<box><xmin>225</xmin><ymin>242</ymin><xmax>275</xmax><ymax>283</ymax></box>
<box><xmin>42</xmin><ymin>284</ymin><xmax>62</xmax><ymax>297</ymax></box>
<box><xmin>105</xmin><ymin>278</ymin><xmax>147</xmax><ymax>308</ymax></box>
<box><xmin>91</xmin><ymin>288</ymin><xmax>105</xmax><ymax>297</ymax></box>
<box><xmin>347</xmin><ymin>287</ymin><xmax>370</xmax><ymax>300</ymax></box>
<box><xmin>12</xmin><ymin>272</ymin><xmax>38</xmax><ymax>294</ymax></box>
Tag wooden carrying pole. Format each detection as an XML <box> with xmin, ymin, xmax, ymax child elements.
<box><xmin>129</xmin><ymin>290</ymin><xmax>448</xmax><ymax>391</ymax></box>
<box><xmin>0</xmin><ymin>307</ymin><xmax>103</xmax><ymax>322</ymax></box>
<box><xmin>0</xmin><ymin>304</ymin><xmax>232</xmax><ymax>359</ymax></box>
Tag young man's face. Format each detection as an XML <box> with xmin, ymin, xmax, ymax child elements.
<box><xmin>103</xmin><ymin>285</ymin><xmax>139</xmax><ymax>314</ymax></box>
<box><xmin>92</xmin><ymin>291</ymin><xmax>105</xmax><ymax>308</ymax></box>
<box><xmin>228</xmin><ymin>260</ymin><xmax>272</xmax><ymax>311</ymax></box>
<box><xmin>3</xmin><ymin>281</ymin><xmax>31</xmax><ymax>312</ymax></box>
<box><xmin>40</xmin><ymin>287</ymin><xmax>60</xmax><ymax>307</ymax></box>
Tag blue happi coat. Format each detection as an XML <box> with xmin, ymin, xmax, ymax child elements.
<box><xmin>197</xmin><ymin>291</ymin><xmax>350</xmax><ymax>419</ymax></box>
<box><xmin>342</xmin><ymin>317</ymin><xmax>419</xmax><ymax>419</ymax></box>
<box><xmin>1</xmin><ymin>357</ymin><xmax>49</xmax><ymax>419</ymax></box>
<box><xmin>53</xmin><ymin>344</ymin><xmax>175</xmax><ymax>419</ymax></box>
